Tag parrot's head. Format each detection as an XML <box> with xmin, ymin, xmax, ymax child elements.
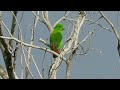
<box><xmin>54</xmin><ymin>23</ymin><xmax>64</xmax><ymax>31</ymax></box>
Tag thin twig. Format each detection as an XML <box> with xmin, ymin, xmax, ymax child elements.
<box><xmin>99</xmin><ymin>11</ymin><xmax>120</xmax><ymax>40</ymax></box>
<box><xmin>20</xmin><ymin>47</ymin><xmax>24</xmax><ymax>79</ymax></box>
<box><xmin>21</xmin><ymin>45</ymin><xmax>35</xmax><ymax>79</ymax></box>
<box><xmin>72</xmin><ymin>29</ymin><xmax>96</xmax><ymax>53</ymax></box>
<box><xmin>85</xmin><ymin>19</ymin><xmax>111</xmax><ymax>32</ymax></box>
<box><xmin>23</xmin><ymin>47</ymin><xmax>43</xmax><ymax>79</ymax></box>
<box><xmin>9</xmin><ymin>11</ymin><xmax>18</xmax><ymax>48</ymax></box>
<box><xmin>42</xmin><ymin>48</ymin><xmax>47</xmax><ymax>79</ymax></box>
<box><xmin>26</xmin><ymin>11</ymin><xmax>39</xmax><ymax>79</ymax></box>
<box><xmin>39</xmin><ymin>38</ymin><xmax>50</xmax><ymax>47</ymax></box>
<box><xmin>42</xmin><ymin>11</ymin><xmax>53</xmax><ymax>33</ymax></box>
<box><xmin>0</xmin><ymin>36</ymin><xmax>66</xmax><ymax>61</ymax></box>
<box><xmin>53</xmin><ymin>12</ymin><xmax>70</xmax><ymax>27</ymax></box>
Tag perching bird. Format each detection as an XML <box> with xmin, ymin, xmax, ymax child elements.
<box><xmin>50</xmin><ymin>23</ymin><xmax>64</xmax><ymax>58</ymax></box>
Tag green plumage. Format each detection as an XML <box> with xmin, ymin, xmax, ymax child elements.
<box><xmin>50</xmin><ymin>23</ymin><xmax>64</xmax><ymax>58</ymax></box>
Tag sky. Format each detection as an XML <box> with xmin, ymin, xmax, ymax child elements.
<box><xmin>0</xmin><ymin>11</ymin><xmax>120</xmax><ymax>79</ymax></box>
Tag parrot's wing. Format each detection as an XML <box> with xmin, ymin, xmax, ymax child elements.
<box><xmin>50</xmin><ymin>32</ymin><xmax>62</xmax><ymax>49</ymax></box>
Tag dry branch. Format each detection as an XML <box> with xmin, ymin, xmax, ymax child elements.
<box><xmin>48</xmin><ymin>11</ymin><xmax>86</xmax><ymax>79</ymax></box>
<box><xmin>0</xmin><ymin>12</ymin><xmax>16</xmax><ymax>79</ymax></box>
<box><xmin>0</xmin><ymin>65</ymin><xmax>8</xmax><ymax>79</ymax></box>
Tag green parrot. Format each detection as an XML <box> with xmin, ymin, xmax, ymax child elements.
<box><xmin>50</xmin><ymin>23</ymin><xmax>64</xmax><ymax>58</ymax></box>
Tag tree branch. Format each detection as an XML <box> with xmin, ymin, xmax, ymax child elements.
<box><xmin>48</xmin><ymin>11</ymin><xmax>86</xmax><ymax>79</ymax></box>
<box><xmin>0</xmin><ymin>36</ymin><xmax>66</xmax><ymax>61</ymax></box>
<box><xmin>99</xmin><ymin>11</ymin><xmax>120</xmax><ymax>57</ymax></box>
<box><xmin>0</xmin><ymin>12</ymin><xmax>15</xmax><ymax>79</ymax></box>
<box><xmin>9</xmin><ymin>11</ymin><xmax>18</xmax><ymax>48</ymax></box>
<box><xmin>26</xmin><ymin>11</ymin><xmax>39</xmax><ymax>79</ymax></box>
<box><xmin>42</xmin><ymin>11</ymin><xmax>53</xmax><ymax>34</ymax></box>
<box><xmin>39</xmin><ymin>38</ymin><xmax>50</xmax><ymax>47</ymax></box>
<box><xmin>85</xmin><ymin>19</ymin><xmax>111</xmax><ymax>32</ymax></box>
<box><xmin>0</xmin><ymin>65</ymin><xmax>8</xmax><ymax>79</ymax></box>
<box><xmin>99</xmin><ymin>11</ymin><xmax>120</xmax><ymax>40</ymax></box>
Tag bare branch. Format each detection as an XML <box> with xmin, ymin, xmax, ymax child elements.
<box><xmin>65</xmin><ymin>53</ymin><xmax>73</xmax><ymax>79</ymax></box>
<box><xmin>23</xmin><ymin>47</ymin><xmax>43</xmax><ymax>79</ymax></box>
<box><xmin>99</xmin><ymin>11</ymin><xmax>120</xmax><ymax>40</ymax></box>
<box><xmin>42</xmin><ymin>48</ymin><xmax>47</xmax><ymax>79</ymax></box>
<box><xmin>72</xmin><ymin>29</ymin><xmax>96</xmax><ymax>54</ymax></box>
<box><xmin>9</xmin><ymin>11</ymin><xmax>18</xmax><ymax>48</ymax></box>
<box><xmin>20</xmin><ymin>47</ymin><xmax>24</xmax><ymax>79</ymax></box>
<box><xmin>85</xmin><ymin>19</ymin><xmax>111</xmax><ymax>32</ymax></box>
<box><xmin>0</xmin><ymin>65</ymin><xmax>8</xmax><ymax>79</ymax></box>
<box><xmin>0</xmin><ymin>11</ymin><xmax>16</xmax><ymax>79</ymax></box>
<box><xmin>99</xmin><ymin>11</ymin><xmax>120</xmax><ymax>58</ymax></box>
<box><xmin>48</xmin><ymin>11</ymin><xmax>86</xmax><ymax>79</ymax></box>
<box><xmin>26</xmin><ymin>11</ymin><xmax>39</xmax><ymax>79</ymax></box>
<box><xmin>39</xmin><ymin>38</ymin><xmax>50</xmax><ymax>47</ymax></box>
<box><xmin>0</xmin><ymin>36</ymin><xmax>66</xmax><ymax>61</ymax></box>
<box><xmin>53</xmin><ymin>11</ymin><xmax>70</xmax><ymax>27</ymax></box>
<box><xmin>42</xmin><ymin>11</ymin><xmax>53</xmax><ymax>33</ymax></box>
<box><xmin>21</xmin><ymin>45</ymin><xmax>35</xmax><ymax>79</ymax></box>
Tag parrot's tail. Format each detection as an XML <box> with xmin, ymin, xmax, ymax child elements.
<box><xmin>53</xmin><ymin>54</ymin><xmax>58</xmax><ymax>58</ymax></box>
<box><xmin>52</xmin><ymin>48</ymin><xmax>60</xmax><ymax>58</ymax></box>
